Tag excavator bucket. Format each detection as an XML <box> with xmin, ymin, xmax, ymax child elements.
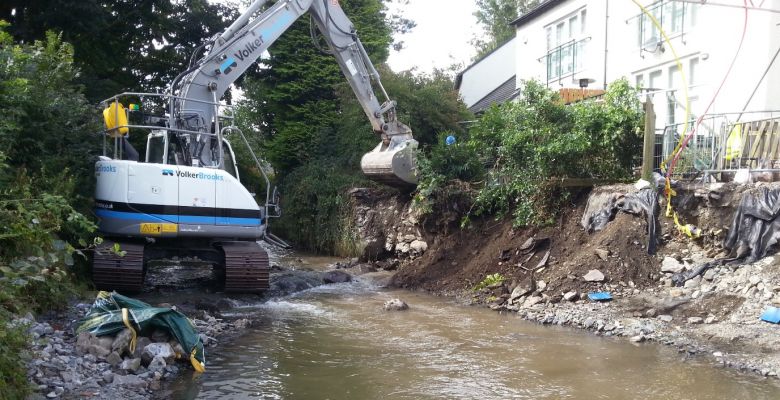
<box><xmin>360</xmin><ymin>139</ymin><xmax>418</xmax><ymax>188</ymax></box>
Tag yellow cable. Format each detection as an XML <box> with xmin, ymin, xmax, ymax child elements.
<box><xmin>631</xmin><ymin>0</ymin><xmax>691</xmax><ymax>170</ymax></box>
<box><xmin>631</xmin><ymin>0</ymin><xmax>698</xmax><ymax>238</ymax></box>
<box><xmin>121</xmin><ymin>308</ymin><xmax>138</xmax><ymax>354</ymax></box>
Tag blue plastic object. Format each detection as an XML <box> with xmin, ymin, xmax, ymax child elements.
<box><xmin>588</xmin><ymin>292</ymin><xmax>613</xmax><ymax>302</ymax></box>
<box><xmin>761</xmin><ymin>307</ymin><xmax>780</xmax><ymax>324</ymax></box>
<box><xmin>445</xmin><ymin>135</ymin><xmax>456</xmax><ymax>145</ymax></box>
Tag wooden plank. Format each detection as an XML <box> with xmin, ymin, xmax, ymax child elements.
<box><xmin>738</xmin><ymin>122</ymin><xmax>752</xmax><ymax>168</ymax></box>
<box><xmin>771</xmin><ymin>121</ymin><xmax>780</xmax><ymax>168</ymax></box>
<box><xmin>749</xmin><ymin>121</ymin><xmax>769</xmax><ymax>168</ymax></box>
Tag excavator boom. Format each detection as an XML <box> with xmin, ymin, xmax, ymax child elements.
<box><xmin>172</xmin><ymin>0</ymin><xmax>417</xmax><ymax>186</ymax></box>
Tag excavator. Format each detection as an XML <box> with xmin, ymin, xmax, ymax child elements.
<box><xmin>92</xmin><ymin>0</ymin><xmax>417</xmax><ymax>293</ymax></box>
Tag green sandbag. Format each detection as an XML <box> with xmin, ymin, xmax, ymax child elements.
<box><xmin>77</xmin><ymin>291</ymin><xmax>205</xmax><ymax>372</ymax></box>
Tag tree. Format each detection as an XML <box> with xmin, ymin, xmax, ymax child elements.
<box><xmin>0</xmin><ymin>0</ymin><xmax>237</xmax><ymax>101</ymax></box>
<box><xmin>240</xmin><ymin>0</ymin><xmax>392</xmax><ymax>173</ymax></box>
<box><xmin>472</xmin><ymin>0</ymin><xmax>539</xmax><ymax>59</ymax></box>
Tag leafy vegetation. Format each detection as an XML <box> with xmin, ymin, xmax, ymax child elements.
<box><xmin>473</xmin><ymin>273</ymin><xmax>506</xmax><ymax>291</ymax></box>
<box><xmin>416</xmin><ymin>79</ymin><xmax>643</xmax><ymax>227</ymax></box>
<box><xmin>1</xmin><ymin>0</ymin><xmax>236</xmax><ymax>101</ymax></box>
<box><xmin>472</xmin><ymin>0</ymin><xmax>539</xmax><ymax>59</ymax></box>
<box><xmin>0</xmin><ymin>22</ymin><xmax>99</xmax><ymax>397</ymax></box>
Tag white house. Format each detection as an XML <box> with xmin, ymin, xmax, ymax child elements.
<box><xmin>455</xmin><ymin>37</ymin><xmax>518</xmax><ymax>113</ymax></box>
<box><xmin>513</xmin><ymin>0</ymin><xmax>780</xmax><ymax>134</ymax></box>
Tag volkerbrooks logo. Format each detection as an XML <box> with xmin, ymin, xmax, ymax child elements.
<box><xmin>234</xmin><ymin>37</ymin><xmax>264</xmax><ymax>63</ymax></box>
<box><xmin>95</xmin><ymin>165</ymin><xmax>117</xmax><ymax>173</ymax></box>
<box><xmin>162</xmin><ymin>169</ymin><xmax>174</xmax><ymax>176</ymax></box>
<box><xmin>175</xmin><ymin>170</ymin><xmax>224</xmax><ymax>181</ymax></box>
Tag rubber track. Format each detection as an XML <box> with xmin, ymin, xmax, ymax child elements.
<box><xmin>92</xmin><ymin>240</ymin><xmax>145</xmax><ymax>293</ymax></box>
<box><xmin>220</xmin><ymin>242</ymin><xmax>270</xmax><ymax>293</ymax></box>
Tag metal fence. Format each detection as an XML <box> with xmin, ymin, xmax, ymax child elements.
<box><xmin>654</xmin><ymin>110</ymin><xmax>780</xmax><ymax>180</ymax></box>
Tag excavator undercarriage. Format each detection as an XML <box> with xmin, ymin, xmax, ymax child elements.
<box><xmin>92</xmin><ymin>240</ymin><xmax>270</xmax><ymax>294</ymax></box>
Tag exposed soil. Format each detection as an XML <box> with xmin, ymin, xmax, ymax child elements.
<box><xmin>392</xmin><ymin>190</ymin><xmax>661</xmax><ymax>296</ymax></box>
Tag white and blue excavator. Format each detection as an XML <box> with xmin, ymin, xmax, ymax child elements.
<box><xmin>93</xmin><ymin>0</ymin><xmax>417</xmax><ymax>293</ymax></box>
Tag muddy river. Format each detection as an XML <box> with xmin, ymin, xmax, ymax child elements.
<box><xmin>164</xmin><ymin>251</ymin><xmax>779</xmax><ymax>399</ymax></box>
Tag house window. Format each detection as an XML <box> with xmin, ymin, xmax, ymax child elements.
<box><xmin>635</xmin><ymin>1</ymin><xmax>696</xmax><ymax>49</ymax></box>
<box><xmin>545</xmin><ymin>8</ymin><xmax>588</xmax><ymax>81</ymax></box>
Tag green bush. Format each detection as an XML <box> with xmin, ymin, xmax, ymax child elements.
<box><xmin>458</xmin><ymin>79</ymin><xmax>643</xmax><ymax>226</ymax></box>
<box><xmin>0</xmin><ymin>23</ymin><xmax>98</xmax><ymax>397</ymax></box>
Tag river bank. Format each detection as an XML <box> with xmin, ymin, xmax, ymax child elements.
<box><xmin>387</xmin><ymin>182</ymin><xmax>780</xmax><ymax>381</ymax></box>
<box><xmin>19</xmin><ymin>257</ymin><xmax>359</xmax><ymax>400</ymax></box>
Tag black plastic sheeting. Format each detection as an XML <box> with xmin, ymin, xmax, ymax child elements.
<box><xmin>583</xmin><ymin>188</ymin><xmax>660</xmax><ymax>255</ymax></box>
<box><xmin>724</xmin><ymin>186</ymin><xmax>780</xmax><ymax>262</ymax></box>
<box><xmin>673</xmin><ymin>186</ymin><xmax>780</xmax><ymax>286</ymax></box>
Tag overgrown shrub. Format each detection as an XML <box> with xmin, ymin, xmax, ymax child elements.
<box><xmin>458</xmin><ymin>79</ymin><xmax>643</xmax><ymax>226</ymax></box>
<box><xmin>0</xmin><ymin>22</ymin><xmax>99</xmax><ymax>397</ymax></box>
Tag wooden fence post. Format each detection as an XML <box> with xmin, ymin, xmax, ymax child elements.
<box><xmin>641</xmin><ymin>96</ymin><xmax>656</xmax><ymax>182</ymax></box>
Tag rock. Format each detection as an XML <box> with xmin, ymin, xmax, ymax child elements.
<box><xmin>669</xmin><ymin>288</ymin><xmax>684</xmax><ymax>297</ymax></box>
<box><xmin>141</xmin><ymin>343</ymin><xmax>175</xmax><ymax>365</ymax></box>
<box><xmin>133</xmin><ymin>337</ymin><xmax>152</xmax><ymax>359</ymax></box>
<box><xmin>409</xmin><ymin>240</ymin><xmax>428</xmax><ymax>253</ymax></box>
<box><xmin>630</xmin><ymin>335</ymin><xmax>645</xmax><ymax>343</ymax></box>
<box><xmin>536</xmin><ymin>280</ymin><xmax>547</xmax><ymax>292</ymax></box>
<box><xmin>383</xmin><ymin>298</ymin><xmax>409</xmax><ymax>311</ymax></box>
<box><xmin>661</xmin><ymin>257</ymin><xmax>685</xmax><ymax>274</ymax></box>
<box><xmin>150</xmin><ymin>329</ymin><xmax>170</xmax><ymax>343</ymax></box>
<box><xmin>106</xmin><ymin>351</ymin><xmax>122</xmax><ymax>366</ymax></box>
<box><xmin>645</xmin><ymin>308</ymin><xmax>658</xmax><ymax>318</ymax></box>
<box><xmin>510</xmin><ymin>283</ymin><xmax>533</xmax><ymax>301</ymax></box>
<box><xmin>703</xmin><ymin>269</ymin><xmax>716</xmax><ymax>281</ymax></box>
<box><xmin>658</xmin><ymin>314</ymin><xmax>674</xmax><ymax>322</ymax></box>
<box><xmin>148</xmin><ymin>355</ymin><xmax>167</xmax><ymax>373</ymax></box>
<box><xmin>713</xmin><ymin>351</ymin><xmax>723</xmax><ymax>357</ymax></box>
<box><xmin>102</xmin><ymin>371</ymin><xmax>115</xmax><ymax>384</ymax></box>
<box><xmin>563</xmin><ymin>291</ymin><xmax>579</xmax><ymax>302</ymax></box>
<box><xmin>704</xmin><ymin>316</ymin><xmax>716</xmax><ymax>324</ymax></box>
<box><xmin>522</xmin><ymin>296</ymin><xmax>544</xmax><ymax>308</ymax></box>
<box><xmin>111</xmin><ymin>329</ymin><xmax>133</xmax><ymax>356</ymax></box>
<box><xmin>76</xmin><ymin>333</ymin><xmax>113</xmax><ymax>358</ymax></box>
<box><xmin>684</xmin><ymin>276</ymin><xmax>701</xmax><ymax>289</ymax></box>
<box><xmin>113</xmin><ymin>374</ymin><xmax>147</xmax><ymax>389</ymax></box>
<box><xmin>687</xmin><ymin>317</ymin><xmax>703</xmax><ymax>324</ymax></box>
<box><xmin>120</xmin><ymin>358</ymin><xmax>142</xmax><ymax>373</ymax></box>
<box><xmin>583</xmin><ymin>269</ymin><xmax>605</xmax><ymax>282</ymax></box>
<box><xmin>323</xmin><ymin>270</ymin><xmax>352</xmax><ymax>284</ymax></box>
<box><xmin>46</xmin><ymin>391</ymin><xmax>58</xmax><ymax>398</ymax></box>
<box><xmin>594</xmin><ymin>248</ymin><xmax>610</xmax><ymax>261</ymax></box>
<box><xmin>169</xmin><ymin>341</ymin><xmax>185</xmax><ymax>358</ymax></box>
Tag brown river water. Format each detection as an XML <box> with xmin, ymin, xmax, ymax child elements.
<box><xmin>162</xmin><ymin>251</ymin><xmax>780</xmax><ymax>400</ymax></box>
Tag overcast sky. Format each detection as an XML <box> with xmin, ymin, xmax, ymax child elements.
<box><xmin>212</xmin><ymin>0</ymin><xmax>482</xmax><ymax>75</ymax></box>
<box><xmin>386</xmin><ymin>0</ymin><xmax>482</xmax><ymax>74</ymax></box>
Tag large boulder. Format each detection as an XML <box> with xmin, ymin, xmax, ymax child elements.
<box><xmin>383</xmin><ymin>298</ymin><xmax>409</xmax><ymax>311</ymax></box>
<box><xmin>112</xmin><ymin>328</ymin><xmax>133</xmax><ymax>356</ymax></box>
<box><xmin>76</xmin><ymin>332</ymin><xmax>113</xmax><ymax>358</ymax></box>
<box><xmin>323</xmin><ymin>270</ymin><xmax>352</xmax><ymax>284</ymax></box>
<box><xmin>141</xmin><ymin>342</ymin><xmax>175</xmax><ymax>366</ymax></box>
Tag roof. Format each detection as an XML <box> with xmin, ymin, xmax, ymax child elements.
<box><xmin>455</xmin><ymin>37</ymin><xmax>516</xmax><ymax>90</ymax></box>
<box><xmin>469</xmin><ymin>76</ymin><xmax>518</xmax><ymax>114</ymax></box>
<box><xmin>510</xmin><ymin>0</ymin><xmax>566</xmax><ymax>28</ymax></box>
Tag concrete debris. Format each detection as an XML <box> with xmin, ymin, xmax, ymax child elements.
<box><xmin>583</xmin><ymin>269</ymin><xmax>605</xmax><ymax>282</ymax></box>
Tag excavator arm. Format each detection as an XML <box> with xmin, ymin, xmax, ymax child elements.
<box><xmin>170</xmin><ymin>0</ymin><xmax>417</xmax><ymax>186</ymax></box>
